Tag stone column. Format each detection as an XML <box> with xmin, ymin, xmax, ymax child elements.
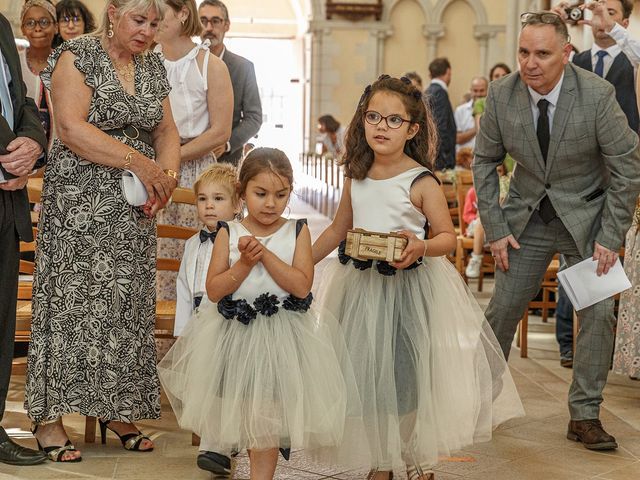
<box><xmin>422</xmin><ymin>24</ymin><xmax>445</xmax><ymax>63</ymax></box>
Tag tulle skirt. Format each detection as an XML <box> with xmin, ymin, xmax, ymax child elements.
<box><xmin>158</xmin><ymin>300</ymin><xmax>368</xmax><ymax>466</ymax></box>
<box><xmin>317</xmin><ymin>256</ymin><xmax>524</xmax><ymax>471</ymax></box>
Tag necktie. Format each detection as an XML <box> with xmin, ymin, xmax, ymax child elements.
<box><xmin>536</xmin><ymin>99</ymin><xmax>556</xmax><ymax>223</ymax></box>
<box><xmin>594</xmin><ymin>50</ymin><xmax>608</xmax><ymax>78</ymax></box>
<box><xmin>199</xmin><ymin>229</ymin><xmax>217</xmax><ymax>243</ymax></box>
<box><xmin>537</xmin><ymin>99</ymin><xmax>550</xmax><ymax>161</ymax></box>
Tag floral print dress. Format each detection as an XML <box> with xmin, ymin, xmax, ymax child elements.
<box><xmin>613</xmin><ymin>198</ymin><xmax>640</xmax><ymax>378</ymax></box>
<box><xmin>25</xmin><ymin>36</ymin><xmax>170</xmax><ymax>423</ymax></box>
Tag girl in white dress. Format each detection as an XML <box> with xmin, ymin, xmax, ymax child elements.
<box><xmin>154</xmin><ymin>0</ymin><xmax>233</xmax><ymax>301</ymax></box>
<box><xmin>159</xmin><ymin>148</ymin><xmax>366</xmax><ymax>479</ymax></box>
<box><xmin>313</xmin><ymin>75</ymin><xmax>524</xmax><ymax>480</ymax></box>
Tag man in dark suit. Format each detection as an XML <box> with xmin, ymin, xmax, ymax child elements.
<box><xmin>199</xmin><ymin>0</ymin><xmax>262</xmax><ymax>166</ymax></box>
<box><xmin>0</xmin><ymin>13</ymin><xmax>47</xmax><ymax>466</ymax></box>
<box><xmin>474</xmin><ymin>12</ymin><xmax>640</xmax><ymax>451</ymax></box>
<box><xmin>425</xmin><ymin>57</ymin><xmax>456</xmax><ymax>170</ymax></box>
<box><xmin>558</xmin><ymin>0</ymin><xmax>638</xmax><ymax>131</ymax></box>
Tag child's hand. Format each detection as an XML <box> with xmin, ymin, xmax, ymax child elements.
<box><xmin>390</xmin><ymin>230</ymin><xmax>426</xmax><ymax>269</ymax></box>
<box><xmin>238</xmin><ymin>235</ymin><xmax>264</xmax><ymax>266</ymax></box>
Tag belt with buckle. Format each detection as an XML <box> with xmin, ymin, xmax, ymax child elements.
<box><xmin>105</xmin><ymin>125</ymin><xmax>153</xmax><ymax>148</ymax></box>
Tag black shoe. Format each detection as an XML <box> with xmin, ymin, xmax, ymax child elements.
<box><xmin>197</xmin><ymin>451</ymin><xmax>233</xmax><ymax>476</ymax></box>
<box><xmin>560</xmin><ymin>351</ymin><xmax>573</xmax><ymax>368</ymax></box>
<box><xmin>0</xmin><ymin>438</ymin><xmax>47</xmax><ymax>466</ymax></box>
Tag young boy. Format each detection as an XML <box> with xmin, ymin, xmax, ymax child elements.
<box><xmin>173</xmin><ymin>163</ymin><xmax>241</xmax><ymax>477</ymax></box>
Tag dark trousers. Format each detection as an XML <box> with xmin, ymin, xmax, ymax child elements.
<box><xmin>0</xmin><ymin>191</ymin><xmax>19</xmax><ymax>442</ymax></box>
<box><xmin>555</xmin><ymin>278</ymin><xmax>575</xmax><ymax>355</ymax></box>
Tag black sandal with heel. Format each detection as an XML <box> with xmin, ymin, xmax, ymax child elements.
<box><xmin>98</xmin><ymin>419</ymin><xmax>153</xmax><ymax>452</ymax></box>
<box><xmin>31</xmin><ymin>424</ymin><xmax>82</xmax><ymax>463</ymax></box>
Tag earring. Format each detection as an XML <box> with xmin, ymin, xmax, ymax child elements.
<box><xmin>107</xmin><ymin>21</ymin><xmax>114</xmax><ymax>38</ymax></box>
<box><xmin>181</xmin><ymin>18</ymin><xmax>186</xmax><ymax>25</ymax></box>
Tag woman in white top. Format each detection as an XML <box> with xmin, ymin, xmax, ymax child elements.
<box><xmin>154</xmin><ymin>0</ymin><xmax>233</xmax><ymax>301</ymax></box>
<box><xmin>19</xmin><ymin>0</ymin><xmax>57</xmax><ymax>151</ymax></box>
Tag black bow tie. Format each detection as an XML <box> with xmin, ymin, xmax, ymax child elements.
<box><xmin>199</xmin><ymin>229</ymin><xmax>217</xmax><ymax>243</ymax></box>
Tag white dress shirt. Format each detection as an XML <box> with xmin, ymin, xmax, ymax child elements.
<box><xmin>528</xmin><ymin>72</ymin><xmax>564</xmax><ymax>132</ymax></box>
<box><xmin>590</xmin><ymin>43</ymin><xmax>622</xmax><ymax>78</ymax></box>
<box><xmin>608</xmin><ymin>23</ymin><xmax>640</xmax><ymax>67</ymax></box>
<box><xmin>454</xmin><ymin>100</ymin><xmax>475</xmax><ymax>150</ymax></box>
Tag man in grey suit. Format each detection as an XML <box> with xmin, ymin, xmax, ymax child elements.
<box><xmin>199</xmin><ymin>0</ymin><xmax>262</xmax><ymax>166</ymax></box>
<box><xmin>474</xmin><ymin>12</ymin><xmax>640</xmax><ymax>450</ymax></box>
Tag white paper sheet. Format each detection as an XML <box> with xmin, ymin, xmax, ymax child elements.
<box><xmin>557</xmin><ymin>257</ymin><xmax>631</xmax><ymax>311</ymax></box>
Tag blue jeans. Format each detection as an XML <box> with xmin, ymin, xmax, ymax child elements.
<box><xmin>556</xmin><ymin>257</ymin><xmax>574</xmax><ymax>355</ymax></box>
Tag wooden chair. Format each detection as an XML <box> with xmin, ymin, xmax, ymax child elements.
<box><xmin>517</xmin><ymin>256</ymin><xmax>560</xmax><ymax>358</ymax></box>
<box><xmin>453</xmin><ymin>170</ymin><xmax>495</xmax><ymax>291</ymax></box>
<box><xmin>13</xmin><ymin>228</ymin><xmax>37</xmax><ymax>375</ymax></box>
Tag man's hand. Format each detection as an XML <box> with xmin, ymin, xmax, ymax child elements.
<box><xmin>489</xmin><ymin>234</ymin><xmax>521</xmax><ymax>272</ymax></box>
<box><xmin>550</xmin><ymin>1</ymin><xmax>572</xmax><ymax>22</ymax></box>
<box><xmin>0</xmin><ymin>137</ymin><xmax>42</xmax><ymax>176</ymax></box>
<box><xmin>593</xmin><ymin>241</ymin><xmax>618</xmax><ymax>276</ymax></box>
<box><xmin>0</xmin><ymin>175</ymin><xmax>29</xmax><ymax>191</ymax></box>
<box><xmin>581</xmin><ymin>0</ymin><xmax>616</xmax><ymax>34</ymax></box>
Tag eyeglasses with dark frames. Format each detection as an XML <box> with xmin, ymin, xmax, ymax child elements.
<box><xmin>520</xmin><ymin>12</ymin><xmax>563</xmax><ymax>26</ymax></box>
<box><xmin>364</xmin><ymin>110</ymin><xmax>412</xmax><ymax>129</ymax></box>
<box><xmin>60</xmin><ymin>15</ymin><xmax>83</xmax><ymax>25</ymax></box>
<box><xmin>22</xmin><ymin>18</ymin><xmax>54</xmax><ymax>30</ymax></box>
<box><xmin>520</xmin><ymin>11</ymin><xmax>570</xmax><ymax>43</ymax></box>
<box><xmin>199</xmin><ymin>16</ymin><xmax>226</xmax><ymax>27</ymax></box>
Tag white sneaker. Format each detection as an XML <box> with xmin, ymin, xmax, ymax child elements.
<box><xmin>465</xmin><ymin>255</ymin><xmax>482</xmax><ymax>278</ymax></box>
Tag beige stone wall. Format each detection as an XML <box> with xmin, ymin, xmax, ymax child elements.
<box><xmin>4</xmin><ymin>0</ymin><xmax>640</xmax><ymax>152</ymax></box>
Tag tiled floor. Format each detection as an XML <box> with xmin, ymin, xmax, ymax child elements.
<box><xmin>1</xmin><ymin>194</ymin><xmax>639</xmax><ymax>479</ymax></box>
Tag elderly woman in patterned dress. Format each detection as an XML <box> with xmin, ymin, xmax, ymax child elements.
<box><xmin>24</xmin><ymin>0</ymin><xmax>180</xmax><ymax>463</ymax></box>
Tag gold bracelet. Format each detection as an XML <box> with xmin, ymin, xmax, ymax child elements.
<box><xmin>122</xmin><ymin>149</ymin><xmax>136</xmax><ymax>170</ymax></box>
<box><xmin>229</xmin><ymin>273</ymin><xmax>238</xmax><ymax>283</ymax></box>
<box><xmin>164</xmin><ymin>169</ymin><xmax>180</xmax><ymax>182</ymax></box>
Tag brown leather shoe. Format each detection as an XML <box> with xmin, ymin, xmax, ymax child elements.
<box><xmin>567</xmin><ymin>419</ymin><xmax>618</xmax><ymax>450</ymax></box>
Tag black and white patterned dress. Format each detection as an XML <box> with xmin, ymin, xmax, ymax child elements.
<box><xmin>25</xmin><ymin>36</ymin><xmax>170</xmax><ymax>423</ymax></box>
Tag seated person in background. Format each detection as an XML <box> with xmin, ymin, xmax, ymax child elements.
<box><xmin>173</xmin><ymin>163</ymin><xmax>241</xmax><ymax>476</ymax></box>
<box><xmin>317</xmin><ymin>115</ymin><xmax>345</xmax><ymax>158</ymax></box>
<box><xmin>464</xmin><ymin>163</ymin><xmax>508</xmax><ymax>278</ymax></box>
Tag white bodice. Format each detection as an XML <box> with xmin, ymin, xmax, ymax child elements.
<box><xmin>227</xmin><ymin>219</ymin><xmax>299</xmax><ymax>303</ymax></box>
<box><xmin>155</xmin><ymin>42</ymin><xmax>210</xmax><ymax>140</ymax></box>
<box><xmin>350</xmin><ymin>167</ymin><xmax>430</xmax><ymax>240</ymax></box>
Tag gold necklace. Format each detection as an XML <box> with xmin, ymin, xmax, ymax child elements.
<box><xmin>114</xmin><ymin>59</ymin><xmax>135</xmax><ymax>82</ymax></box>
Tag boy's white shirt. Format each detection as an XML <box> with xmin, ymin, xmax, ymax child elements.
<box><xmin>174</xmin><ymin>232</ymin><xmax>214</xmax><ymax>336</ymax></box>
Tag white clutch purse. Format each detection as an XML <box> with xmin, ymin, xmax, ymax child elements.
<box><xmin>121</xmin><ymin>170</ymin><xmax>148</xmax><ymax>206</ymax></box>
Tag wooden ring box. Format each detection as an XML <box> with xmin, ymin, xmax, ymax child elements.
<box><xmin>345</xmin><ymin>228</ymin><xmax>407</xmax><ymax>262</ymax></box>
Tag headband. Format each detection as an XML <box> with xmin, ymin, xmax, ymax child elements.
<box><xmin>21</xmin><ymin>0</ymin><xmax>57</xmax><ymax>23</ymax></box>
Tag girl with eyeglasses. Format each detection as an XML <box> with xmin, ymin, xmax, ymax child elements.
<box><xmin>19</xmin><ymin>0</ymin><xmax>56</xmax><ymax>150</ymax></box>
<box><xmin>54</xmin><ymin>0</ymin><xmax>97</xmax><ymax>47</ymax></box>
<box><xmin>312</xmin><ymin>75</ymin><xmax>524</xmax><ymax>480</ymax></box>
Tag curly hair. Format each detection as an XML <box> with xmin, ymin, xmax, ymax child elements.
<box><xmin>342</xmin><ymin>75</ymin><xmax>439</xmax><ymax>180</ymax></box>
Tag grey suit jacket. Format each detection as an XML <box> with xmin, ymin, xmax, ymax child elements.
<box><xmin>473</xmin><ymin>64</ymin><xmax>640</xmax><ymax>257</ymax></box>
<box><xmin>218</xmin><ymin>49</ymin><xmax>262</xmax><ymax>165</ymax></box>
